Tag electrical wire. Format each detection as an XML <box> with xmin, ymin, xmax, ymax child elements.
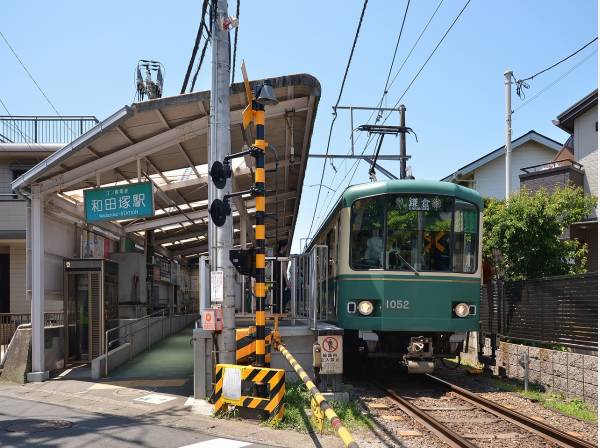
<box><xmin>513</xmin><ymin>48</ymin><xmax>597</xmax><ymax>113</ymax></box>
<box><xmin>231</xmin><ymin>0</ymin><xmax>240</xmax><ymax>84</ymax></box>
<box><xmin>306</xmin><ymin>0</ymin><xmax>369</xmax><ymax>240</ymax></box>
<box><xmin>514</xmin><ymin>37</ymin><xmax>598</xmax><ymax>99</ymax></box>
<box><xmin>0</xmin><ymin>30</ymin><xmax>75</xmax><ymax>138</ymax></box>
<box><xmin>316</xmin><ymin>0</ymin><xmax>444</xmax><ymax>208</ymax></box>
<box><xmin>315</xmin><ymin>0</ymin><xmax>471</xmax><ymax>229</ymax></box>
<box><xmin>189</xmin><ymin>0</ymin><xmax>214</xmax><ymax>92</ymax></box>
<box><xmin>181</xmin><ymin>0</ymin><xmax>210</xmax><ymax>94</ymax></box>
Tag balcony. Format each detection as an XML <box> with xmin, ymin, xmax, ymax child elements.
<box><xmin>0</xmin><ymin>116</ymin><xmax>99</xmax><ymax>144</ymax></box>
<box><xmin>0</xmin><ymin>196</ymin><xmax>26</xmax><ymax>235</ymax></box>
<box><xmin>519</xmin><ymin>159</ymin><xmax>584</xmax><ymax>193</ymax></box>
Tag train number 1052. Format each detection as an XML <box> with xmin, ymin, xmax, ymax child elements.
<box><xmin>384</xmin><ymin>299</ymin><xmax>410</xmax><ymax>310</ymax></box>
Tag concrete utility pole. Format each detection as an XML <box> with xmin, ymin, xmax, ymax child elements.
<box><xmin>210</xmin><ymin>0</ymin><xmax>236</xmax><ymax>365</ymax></box>
<box><xmin>399</xmin><ymin>104</ymin><xmax>407</xmax><ymax>179</ymax></box>
<box><xmin>504</xmin><ymin>70</ymin><xmax>512</xmax><ymax>200</ymax></box>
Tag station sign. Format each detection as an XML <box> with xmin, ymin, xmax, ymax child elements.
<box><xmin>84</xmin><ymin>182</ymin><xmax>154</xmax><ymax>222</ymax></box>
<box><xmin>318</xmin><ymin>335</ymin><xmax>343</xmax><ymax>374</ymax></box>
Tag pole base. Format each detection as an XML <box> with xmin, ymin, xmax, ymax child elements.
<box><xmin>27</xmin><ymin>370</ymin><xmax>49</xmax><ymax>382</ymax></box>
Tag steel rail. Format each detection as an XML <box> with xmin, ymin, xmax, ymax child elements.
<box><xmin>427</xmin><ymin>374</ymin><xmax>595</xmax><ymax>448</ymax></box>
<box><xmin>372</xmin><ymin>381</ymin><xmax>477</xmax><ymax>448</ymax></box>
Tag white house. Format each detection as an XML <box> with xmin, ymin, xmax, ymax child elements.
<box><xmin>441</xmin><ymin>130</ymin><xmax>562</xmax><ymax>199</ymax></box>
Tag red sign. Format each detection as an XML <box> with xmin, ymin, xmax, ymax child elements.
<box><xmin>322</xmin><ymin>336</ymin><xmax>338</xmax><ymax>353</ymax></box>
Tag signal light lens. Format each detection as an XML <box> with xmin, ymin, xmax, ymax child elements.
<box><xmin>454</xmin><ymin>302</ymin><xmax>470</xmax><ymax>318</ymax></box>
<box><xmin>357</xmin><ymin>300</ymin><xmax>374</xmax><ymax>316</ymax></box>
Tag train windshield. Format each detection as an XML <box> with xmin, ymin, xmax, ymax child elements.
<box><xmin>350</xmin><ymin>194</ymin><xmax>478</xmax><ymax>273</ymax></box>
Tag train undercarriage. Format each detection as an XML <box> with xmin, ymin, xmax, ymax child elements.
<box><xmin>343</xmin><ymin>330</ymin><xmax>468</xmax><ymax>373</ymax></box>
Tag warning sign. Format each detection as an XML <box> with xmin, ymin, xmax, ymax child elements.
<box><xmin>318</xmin><ymin>335</ymin><xmax>343</xmax><ymax>374</ymax></box>
<box><xmin>211</xmin><ymin>270</ymin><xmax>223</xmax><ymax>302</ymax></box>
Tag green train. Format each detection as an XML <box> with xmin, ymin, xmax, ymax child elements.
<box><xmin>308</xmin><ymin>179</ymin><xmax>483</xmax><ymax>373</ymax></box>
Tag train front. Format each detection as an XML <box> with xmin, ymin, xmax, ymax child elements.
<box><xmin>337</xmin><ymin>182</ymin><xmax>483</xmax><ymax>373</ymax></box>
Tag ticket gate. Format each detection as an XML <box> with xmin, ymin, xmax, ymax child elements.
<box><xmin>63</xmin><ymin>258</ymin><xmax>119</xmax><ymax>364</ymax></box>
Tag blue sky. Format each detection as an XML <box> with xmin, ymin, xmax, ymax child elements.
<box><xmin>1</xmin><ymin>1</ymin><xmax>597</xmax><ymax>253</ymax></box>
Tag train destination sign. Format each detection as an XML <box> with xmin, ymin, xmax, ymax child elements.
<box><xmin>84</xmin><ymin>182</ymin><xmax>154</xmax><ymax>222</ymax></box>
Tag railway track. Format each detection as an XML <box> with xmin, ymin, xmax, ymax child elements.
<box><xmin>371</xmin><ymin>374</ymin><xmax>595</xmax><ymax>448</ymax></box>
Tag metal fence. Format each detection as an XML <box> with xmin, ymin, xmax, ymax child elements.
<box><xmin>0</xmin><ymin>312</ymin><xmax>63</xmax><ymax>354</ymax></box>
<box><xmin>0</xmin><ymin>116</ymin><xmax>99</xmax><ymax>144</ymax></box>
<box><xmin>289</xmin><ymin>245</ymin><xmax>329</xmax><ymax>328</ymax></box>
<box><xmin>480</xmin><ymin>273</ymin><xmax>598</xmax><ymax>351</ymax></box>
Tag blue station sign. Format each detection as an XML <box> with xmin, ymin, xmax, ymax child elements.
<box><xmin>84</xmin><ymin>182</ymin><xmax>154</xmax><ymax>222</ymax></box>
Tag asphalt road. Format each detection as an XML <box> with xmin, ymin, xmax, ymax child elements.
<box><xmin>0</xmin><ymin>395</ymin><xmax>269</xmax><ymax>448</ymax></box>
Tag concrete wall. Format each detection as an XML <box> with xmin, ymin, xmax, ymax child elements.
<box><xmin>574</xmin><ymin>105</ymin><xmax>598</xmax><ymax>215</ymax></box>
<box><xmin>473</xmin><ymin>141</ymin><xmax>557</xmax><ymax>199</ymax></box>
<box><xmin>495</xmin><ymin>341</ymin><xmax>597</xmax><ymax>406</ymax></box>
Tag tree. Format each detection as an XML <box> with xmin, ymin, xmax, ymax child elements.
<box><xmin>483</xmin><ymin>186</ymin><xmax>596</xmax><ymax>280</ymax></box>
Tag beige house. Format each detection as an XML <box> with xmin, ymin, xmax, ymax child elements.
<box><xmin>441</xmin><ymin>130</ymin><xmax>562</xmax><ymax>198</ymax></box>
<box><xmin>0</xmin><ymin>117</ymin><xmax>97</xmax><ymax>314</ymax></box>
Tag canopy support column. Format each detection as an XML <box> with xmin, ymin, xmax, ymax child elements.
<box><xmin>27</xmin><ymin>184</ymin><xmax>48</xmax><ymax>382</ymax></box>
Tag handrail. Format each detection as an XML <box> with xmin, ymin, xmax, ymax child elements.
<box><xmin>520</xmin><ymin>159</ymin><xmax>584</xmax><ymax>173</ymax></box>
<box><xmin>104</xmin><ymin>309</ymin><xmax>168</xmax><ymax>377</ymax></box>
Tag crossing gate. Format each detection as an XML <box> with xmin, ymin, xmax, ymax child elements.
<box><xmin>212</xmin><ymin>363</ymin><xmax>285</xmax><ymax>420</ymax></box>
<box><xmin>236</xmin><ymin>326</ymin><xmax>272</xmax><ymax>364</ymax></box>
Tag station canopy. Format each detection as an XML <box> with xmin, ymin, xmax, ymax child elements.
<box><xmin>12</xmin><ymin>74</ymin><xmax>321</xmax><ymax>260</ymax></box>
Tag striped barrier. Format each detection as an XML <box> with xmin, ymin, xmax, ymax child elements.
<box><xmin>212</xmin><ymin>363</ymin><xmax>285</xmax><ymax>421</ymax></box>
<box><xmin>235</xmin><ymin>326</ymin><xmax>272</xmax><ymax>364</ymax></box>
<box><xmin>278</xmin><ymin>344</ymin><xmax>359</xmax><ymax>448</ymax></box>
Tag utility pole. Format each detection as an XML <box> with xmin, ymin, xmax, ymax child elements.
<box><xmin>210</xmin><ymin>0</ymin><xmax>236</xmax><ymax>365</ymax></box>
<box><xmin>504</xmin><ymin>70</ymin><xmax>512</xmax><ymax>200</ymax></box>
<box><xmin>399</xmin><ymin>104</ymin><xmax>406</xmax><ymax>179</ymax></box>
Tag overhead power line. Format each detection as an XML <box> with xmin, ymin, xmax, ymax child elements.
<box><xmin>189</xmin><ymin>0</ymin><xmax>215</xmax><ymax>92</ymax></box>
<box><xmin>306</xmin><ymin>0</ymin><xmax>369</xmax><ymax>239</ymax></box>
<box><xmin>514</xmin><ymin>36</ymin><xmax>598</xmax><ymax>99</ymax></box>
<box><xmin>231</xmin><ymin>0</ymin><xmax>241</xmax><ymax>84</ymax></box>
<box><xmin>513</xmin><ymin>48</ymin><xmax>597</xmax><ymax>113</ymax></box>
<box><xmin>181</xmin><ymin>0</ymin><xmax>210</xmax><ymax>94</ymax></box>
<box><xmin>0</xmin><ymin>30</ymin><xmax>74</xmax><ymax>137</ymax></box>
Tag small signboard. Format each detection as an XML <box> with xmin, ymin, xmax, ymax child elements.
<box><xmin>211</xmin><ymin>270</ymin><xmax>224</xmax><ymax>302</ymax></box>
<box><xmin>84</xmin><ymin>182</ymin><xmax>154</xmax><ymax>222</ymax></box>
<box><xmin>318</xmin><ymin>335</ymin><xmax>343</xmax><ymax>374</ymax></box>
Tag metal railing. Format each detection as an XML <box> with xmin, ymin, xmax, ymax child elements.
<box><xmin>0</xmin><ymin>115</ymin><xmax>99</xmax><ymax>144</ymax></box>
<box><xmin>104</xmin><ymin>309</ymin><xmax>167</xmax><ymax>377</ymax></box>
<box><xmin>289</xmin><ymin>245</ymin><xmax>329</xmax><ymax>328</ymax></box>
<box><xmin>520</xmin><ymin>159</ymin><xmax>584</xmax><ymax>174</ymax></box>
<box><xmin>0</xmin><ymin>312</ymin><xmax>63</xmax><ymax>355</ymax></box>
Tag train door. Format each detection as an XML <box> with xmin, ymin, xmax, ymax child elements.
<box><xmin>325</xmin><ymin>222</ymin><xmax>338</xmax><ymax>321</ymax></box>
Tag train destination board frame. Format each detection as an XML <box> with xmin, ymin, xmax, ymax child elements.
<box><xmin>84</xmin><ymin>182</ymin><xmax>154</xmax><ymax>222</ymax></box>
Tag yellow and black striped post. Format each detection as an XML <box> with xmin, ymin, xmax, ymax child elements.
<box><xmin>253</xmin><ymin>98</ymin><xmax>267</xmax><ymax>367</ymax></box>
<box><xmin>278</xmin><ymin>344</ymin><xmax>359</xmax><ymax>448</ymax></box>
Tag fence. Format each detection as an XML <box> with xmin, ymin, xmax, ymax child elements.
<box><xmin>0</xmin><ymin>116</ymin><xmax>98</xmax><ymax>144</ymax></box>
<box><xmin>480</xmin><ymin>273</ymin><xmax>598</xmax><ymax>352</ymax></box>
<box><xmin>0</xmin><ymin>313</ymin><xmax>63</xmax><ymax>356</ymax></box>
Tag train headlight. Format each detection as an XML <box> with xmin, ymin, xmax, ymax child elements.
<box><xmin>358</xmin><ymin>300</ymin><xmax>374</xmax><ymax>316</ymax></box>
<box><xmin>454</xmin><ymin>302</ymin><xmax>470</xmax><ymax>318</ymax></box>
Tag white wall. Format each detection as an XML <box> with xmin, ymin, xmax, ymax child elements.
<box><xmin>42</xmin><ymin>214</ymin><xmax>77</xmax><ymax>312</ymax></box>
<box><xmin>9</xmin><ymin>242</ymin><xmax>26</xmax><ymax>314</ymax></box>
<box><xmin>573</xmin><ymin>105</ymin><xmax>598</xmax><ymax>208</ymax></box>
<box><xmin>473</xmin><ymin>141</ymin><xmax>557</xmax><ymax>199</ymax></box>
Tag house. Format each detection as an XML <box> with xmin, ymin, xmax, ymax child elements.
<box><xmin>0</xmin><ymin>116</ymin><xmax>98</xmax><ymax>314</ymax></box>
<box><xmin>441</xmin><ymin>130</ymin><xmax>562</xmax><ymax>199</ymax></box>
<box><xmin>519</xmin><ymin>89</ymin><xmax>598</xmax><ymax>272</ymax></box>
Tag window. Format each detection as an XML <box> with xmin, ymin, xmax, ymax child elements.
<box><xmin>350</xmin><ymin>194</ymin><xmax>478</xmax><ymax>273</ymax></box>
<box><xmin>453</xmin><ymin>200</ymin><xmax>478</xmax><ymax>273</ymax></box>
<box><xmin>350</xmin><ymin>196</ymin><xmax>385</xmax><ymax>269</ymax></box>
<box><xmin>11</xmin><ymin>168</ymin><xmax>28</xmax><ymax>199</ymax></box>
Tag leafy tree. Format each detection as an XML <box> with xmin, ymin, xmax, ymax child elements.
<box><xmin>483</xmin><ymin>186</ymin><xmax>596</xmax><ymax>280</ymax></box>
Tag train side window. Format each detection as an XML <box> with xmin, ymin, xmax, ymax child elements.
<box><xmin>350</xmin><ymin>197</ymin><xmax>385</xmax><ymax>270</ymax></box>
<box><xmin>453</xmin><ymin>200</ymin><xmax>478</xmax><ymax>273</ymax></box>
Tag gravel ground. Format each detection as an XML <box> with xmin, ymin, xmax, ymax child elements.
<box><xmin>435</xmin><ymin>365</ymin><xmax>598</xmax><ymax>446</ymax></box>
<box><xmin>348</xmin><ymin>364</ymin><xmax>597</xmax><ymax>448</ymax></box>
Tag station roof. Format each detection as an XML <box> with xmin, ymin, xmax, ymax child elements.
<box><xmin>13</xmin><ymin>73</ymin><xmax>321</xmax><ymax>259</ymax></box>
